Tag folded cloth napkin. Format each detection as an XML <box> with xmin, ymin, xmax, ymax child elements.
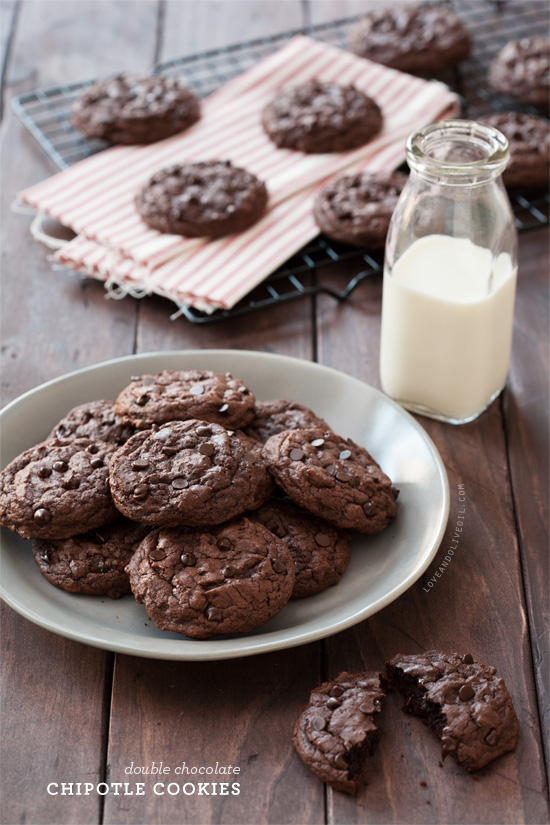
<box><xmin>19</xmin><ymin>35</ymin><xmax>459</xmax><ymax>313</ymax></box>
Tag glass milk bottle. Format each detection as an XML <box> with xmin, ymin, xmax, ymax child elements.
<box><xmin>379</xmin><ymin>120</ymin><xmax>518</xmax><ymax>424</ymax></box>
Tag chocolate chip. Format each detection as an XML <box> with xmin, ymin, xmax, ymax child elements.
<box><xmin>272</xmin><ymin>559</ymin><xmax>286</xmax><ymax>573</ymax></box>
<box><xmin>217</xmin><ymin>536</ymin><xmax>233</xmax><ymax>551</ymax></box>
<box><xmin>52</xmin><ymin>460</ymin><xmax>68</xmax><ymax>473</ymax></box>
<box><xmin>61</xmin><ymin>473</ymin><xmax>80</xmax><ymax>490</ymax></box>
<box><xmin>199</xmin><ymin>443</ymin><xmax>214</xmax><ymax>456</ymax></box>
<box><xmin>335</xmin><ymin>471</ymin><xmax>351</xmax><ymax>483</ymax></box>
<box><xmin>484</xmin><ymin>729</ymin><xmax>498</xmax><ymax>746</ymax></box>
<box><xmin>190</xmin><ymin>385</ymin><xmax>204</xmax><ymax>396</ymax></box>
<box><xmin>219</xmin><ymin>404</ymin><xmax>229</xmax><ymax>413</ymax></box>
<box><xmin>334</xmin><ymin>752</ymin><xmax>347</xmax><ymax>770</ymax></box>
<box><xmin>86</xmin><ymin>444</ymin><xmax>99</xmax><ymax>454</ymax></box>
<box><xmin>196</xmin><ymin>426</ymin><xmax>211</xmax><ymax>436</ymax></box>
<box><xmin>458</xmin><ymin>683</ymin><xmax>475</xmax><ymax>702</ymax></box>
<box><xmin>136</xmin><ymin>394</ymin><xmax>149</xmax><ymax>406</ymax></box>
<box><xmin>327</xmin><ymin>697</ymin><xmax>341</xmax><ymax>709</ymax></box>
<box><xmin>359</xmin><ymin>699</ymin><xmax>375</xmax><ymax>714</ymax></box>
<box><xmin>339</xmin><ymin>449</ymin><xmax>352</xmax><ymax>460</ymax></box>
<box><xmin>462</xmin><ymin>653</ymin><xmax>474</xmax><ymax>664</ymax></box>
<box><xmin>133</xmin><ymin>484</ymin><xmax>149</xmax><ymax>500</ymax></box>
<box><xmin>90</xmin><ymin>457</ymin><xmax>103</xmax><ymax>469</ymax></box>
<box><xmin>180</xmin><ymin>553</ymin><xmax>196</xmax><ymax>566</ymax></box>
<box><xmin>315</xmin><ymin>533</ymin><xmax>331</xmax><ymax>547</ymax></box>
<box><xmin>37</xmin><ymin>466</ymin><xmax>52</xmax><ymax>478</ymax></box>
<box><xmin>289</xmin><ymin>448</ymin><xmax>305</xmax><ymax>461</ymax></box>
<box><xmin>171</xmin><ymin>477</ymin><xmax>189</xmax><ymax>489</ymax></box>
<box><xmin>150</xmin><ymin>549</ymin><xmax>166</xmax><ymax>561</ymax></box>
<box><xmin>222</xmin><ymin>565</ymin><xmax>236</xmax><ymax>578</ymax></box>
<box><xmin>206</xmin><ymin>607</ymin><xmax>222</xmax><ymax>621</ymax></box>
<box><xmin>33</xmin><ymin>507</ymin><xmax>51</xmax><ymax>524</ymax></box>
<box><xmin>132</xmin><ymin>458</ymin><xmax>150</xmax><ymax>470</ymax></box>
<box><xmin>363</xmin><ymin>501</ymin><xmax>377</xmax><ymax>516</ymax></box>
<box><xmin>329</xmin><ymin>685</ymin><xmax>344</xmax><ymax>698</ymax></box>
<box><xmin>162</xmin><ymin>446</ymin><xmax>179</xmax><ymax>456</ymax></box>
<box><xmin>310</xmin><ymin>438</ymin><xmax>325</xmax><ymax>447</ymax></box>
<box><xmin>311</xmin><ymin>716</ymin><xmax>326</xmax><ymax>731</ymax></box>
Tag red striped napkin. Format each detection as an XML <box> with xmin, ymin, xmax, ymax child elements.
<box><xmin>19</xmin><ymin>35</ymin><xmax>459</xmax><ymax>313</ymax></box>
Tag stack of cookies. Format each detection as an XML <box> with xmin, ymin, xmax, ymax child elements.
<box><xmin>0</xmin><ymin>369</ymin><xmax>398</xmax><ymax>640</ymax></box>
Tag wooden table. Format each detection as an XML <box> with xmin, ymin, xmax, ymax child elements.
<box><xmin>1</xmin><ymin>2</ymin><xmax>548</xmax><ymax>823</ymax></box>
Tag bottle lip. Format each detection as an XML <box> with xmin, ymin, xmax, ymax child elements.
<box><xmin>406</xmin><ymin>119</ymin><xmax>510</xmax><ymax>180</ymax></box>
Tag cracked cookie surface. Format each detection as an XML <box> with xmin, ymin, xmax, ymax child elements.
<box><xmin>126</xmin><ymin>518</ymin><xmax>295</xmax><ymax>638</ymax></box>
<box><xmin>48</xmin><ymin>399</ymin><xmax>135</xmax><ymax>446</ymax></box>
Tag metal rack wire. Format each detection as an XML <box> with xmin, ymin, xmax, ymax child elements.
<box><xmin>12</xmin><ymin>0</ymin><xmax>549</xmax><ymax>324</ymax></box>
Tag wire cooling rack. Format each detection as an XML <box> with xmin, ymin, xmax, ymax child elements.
<box><xmin>12</xmin><ymin>0</ymin><xmax>550</xmax><ymax>324</ymax></box>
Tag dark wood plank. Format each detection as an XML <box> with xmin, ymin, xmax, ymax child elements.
<box><xmin>1</xmin><ymin>3</ymin><xmax>159</xmax><ymax>824</ymax></box>
<box><xmin>314</xmin><ymin>234</ymin><xmax>549</xmax><ymax>822</ymax></box>
<box><xmin>504</xmin><ymin>228</ymin><xmax>550</xmax><ymax>784</ymax></box>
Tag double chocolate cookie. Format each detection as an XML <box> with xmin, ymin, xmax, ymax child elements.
<box><xmin>48</xmin><ymin>400</ymin><xmax>135</xmax><ymax>446</ymax></box>
<box><xmin>386</xmin><ymin>651</ymin><xmax>519</xmax><ymax>771</ymax></box>
<box><xmin>262</xmin><ymin>427</ymin><xmax>397</xmax><ymax>533</ymax></box>
<box><xmin>109</xmin><ymin>420</ymin><xmax>274</xmax><ymax>528</ymax></box>
<box><xmin>293</xmin><ymin>671</ymin><xmax>386</xmax><ymax>794</ymax></box>
<box><xmin>348</xmin><ymin>3</ymin><xmax>471</xmax><ymax>75</ymax></box>
<box><xmin>32</xmin><ymin>518</ymin><xmax>150</xmax><ymax>599</ymax></box>
<box><xmin>0</xmin><ymin>438</ymin><xmax>119</xmax><ymax>540</ymax></box>
<box><xmin>125</xmin><ymin>518</ymin><xmax>295</xmax><ymax>638</ymax></box>
<box><xmin>114</xmin><ymin>369</ymin><xmax>256</xmax><ymax>431</ymax></box>
<box><xmin>488</xmin><ymin>37</ymin><xmax>550</xmax><ymax>109</ymax></box>
<box><xmin>479</xmin><ymin>112</ymin><xmax>550</xmax><ymax>188</ymax></box>
<box><xmin>245</xmin><ymin>399</ymin><xmax>330</xmax><ymax>444</ymax></box>
<box><xmin>251</xmin><ymin>499</ymin><xmax>351</xmax><ymax>599</ymax></box>
<box><xmin>262</xmin><ymin>80</ymin><xmax>383</xmax><ymax>154</ymax></box>
<box><xmin>72</xmin><ymin>73</ymin><xmax>200</xmax><ymax>145</ymax></box>
<box><xmin>135</xmin><ymin>161</ymin><xmax>268</xmax><ymax>237</ymax></box>
<box><xmin>314</xmin><ymin>171</ymin><xmax>407</xmax><ymax>248</ymax></box>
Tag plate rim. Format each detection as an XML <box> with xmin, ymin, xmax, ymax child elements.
<box><xmin>0</xmin><ymin>349</ymin><xmax>450</xmax><ymax>660</ymax></box>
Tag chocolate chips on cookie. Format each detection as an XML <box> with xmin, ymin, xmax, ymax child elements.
<box><xmin>135</xmin><ymin>161</ymin><xmax>268</xmax><ymax>237</ymax></box>
<box><xmin>48</xmin><ymin>400</ymin><xmax>135</xmax><ymax>446</ymax></box>
<box><xmin>262</xmin><ymin>80</ymin><xmax>383</xmax><ymax>153</ymax></box>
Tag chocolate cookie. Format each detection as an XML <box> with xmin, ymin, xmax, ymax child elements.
<box><xmin>488</xmin><ymin>37</ymin><xmax>550</xmax><ymax>109</ymax></box>
<box><xmin>0</xmin><ymin>438</ymin><xmax>119</xmax><ymax>540</ymax></box>
<box><xmin>313</xmin><ymin>171</ymin><xmax>407</xmax><ymax>248</ymax></box>
<box><xmin>293</xmin><ymin>671</ymin><xmax>385</xmax><ymax>794</ymax></box>
<box><xmin>109</xmin><ymin>420</ymin><xmax>274</xmax><ymax>528</ymax></box>
<box><xmin>479</xmin><ymin>112</ymin><xmax>550</xmax><ymax>188</ymax></box>
<box><xmin>125</xmin><ymin>518</ymin><xmax>295</xmax><ymax>638</ymax></box>
<box><xmin>386</xmin><ymin>651</ymin><xmax>519</xmax><ymax>771</ymax></box>
<box><xmin>32</xmin><ymin>518</ymin><xmax>150</xmax><ymax>599</ymax></box>
<box><xmin>71</xmin><ymin>73</ymin><xmax>200</xmax><ymax>145</ymax></box>
<box><xmin>262</xmin><ymin>427</ymin><xmax>397</xmax><ymax>533</ymax></box>
<box><xmin>48</xmin><ymin>400</ymin><xmax>135</xmax><ymax>446</ymax></box>
<box><xmin>135</xmin><ymin>161</ymin><xmax>268</xmax><ymax>237</ymax></box>
<box><xmin>348</xmin><ymin>3</ymin><xmax>471</xmax><ymax>75</ymax></box>
<box><xmin>251</xmin><ymin>499</ymin><xmax>351</xmax><ymax>599</ymax></box>
<box><xmin>244</xmin><ymin>399</ymin><xmax>330</xmax><ymax>444</ymax></box>
<box><xmin>261</xmin><ymin>80</ymin><xmax>383</xmax><ymax>154</ymax></box>
<box><xmin>114</xmin><ymin>369</ymin><xmax>256</xmax><ymax>431</ymax></box>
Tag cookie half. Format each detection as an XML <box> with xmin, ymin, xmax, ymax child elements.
<box><xmin>114</xmin><ymin>369</ymin><xmax>255</xmax><ymax>431</ymax></box>
<box><xmin>293</xmin><ymin>671</ymin><xmax>386</xmax><ymax>794</ymax></box>
<box><xmin>251</xmin><ymin>499</ymin><xmax>351</xmax><ymax>599</ymax></box>
<box><xmin>348</xmin><ymin>3</ymin><xmax>471</xmax><ymax>74</ymax></box>
<box><xmin>109</xmin><ymin>421</ymin><xmax>274</xmax><ymax>528</ymax></box>
<box><xmin>262</xmin><ymin>80</ymin><xmax>383</xmax><ymax>153</ymax></box>
<box><xmin>0</xmin><ymin>438</ymin><xmax>119</xmax><ymax>540</ymax></box>
<box><xmin>72</xmin><ymin>73</ymin><xmax>200</xmax><ymax>144</ymax></box>
<box><xmin>386</xmin><ymin>651</ymin><xmax>519</xmax><ymax>771</ymax></box>
<box><xmin>32</xmin><ymin>518</ymin><xmax>150</xmax><ymax>599</ymax></box>
<box><xmin>135</xmin><ymin>161</ymin><xmax>268</xmax><ymax>237</ymax></box>
<box><xmin>314</xmin><ymin>171</ymin><xmax>407</xmax><ymax>248</ymax></box>
<box><xmin>262</xmin><ymin>427</ymin><xmax>397</xmax><ymax>533</ymax></box>
<box><xmin>126</xmin><ymin>518</ymin><xmax>295</xmax><ymax>638</ymax></box>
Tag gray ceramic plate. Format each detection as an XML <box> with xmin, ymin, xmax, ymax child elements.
<box><xmin>0</xmin><ymin>350</ymin><xmax>449</xmax><ymax>660</ymax></box>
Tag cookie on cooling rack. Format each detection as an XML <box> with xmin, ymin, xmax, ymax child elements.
<box><xmin>479</xmin><ymin>112</ymin><xmax>549</xmax><ymax>188</ymax></box>
<box><xmin>72</xmin><ymin>73</ymin><xmax>200</xmax><ymax>144</ymax></box>
<box><xmin>488</xmin><ymin>37</ymin><xmax>550</xmax><ymax>109</ymax></box>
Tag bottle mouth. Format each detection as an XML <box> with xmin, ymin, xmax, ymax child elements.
<box><xmin>406</xmin><ymin>120</ymin><xmax>509</xmax><ymax>181</ymax></box>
